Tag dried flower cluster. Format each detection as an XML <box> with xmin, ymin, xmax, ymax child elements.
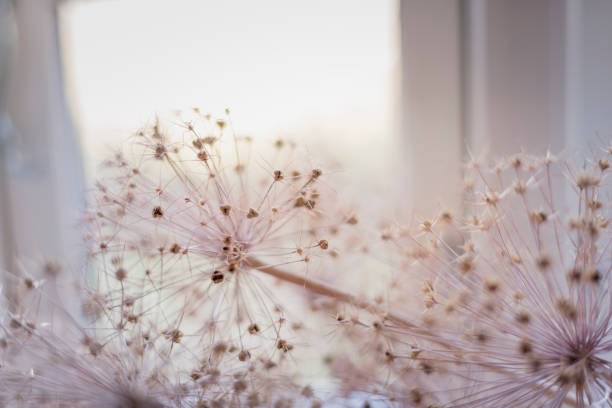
<box><xmin>1</xmin><ymin>110</ymin><xmax>611</xmax><ymax>407</ymax></box>
<box><xmin>331</xmin><ymin>150</ymin><xmax>612</xmax><ymax>407</ymax></box>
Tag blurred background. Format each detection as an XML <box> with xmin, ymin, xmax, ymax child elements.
<box><xmin>1</xmin><ymin>0</ymin><xmax>612</xmax><ymax>278</ymax></box>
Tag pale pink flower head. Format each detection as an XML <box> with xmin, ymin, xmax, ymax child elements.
<box><xmin>88</xmin><ymin>111</ymin><xmax>350</xmax><ymax>352</ymax></box>
<box><xmin>368</xmin><ymin>149</ymin><xmax>612</xmax><ymax>407</ymax></box>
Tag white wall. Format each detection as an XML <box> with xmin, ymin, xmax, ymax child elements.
<box><xmin>399</xmin><ymin>0</ymin><xmax>464</xmax><ymax>214</ymax></box>
<box><xmin>572</xmin><ymin>0</ymin><xmax>612</xmax><ymax>150</ymax></box>
<box><xmin>399</xmin><ymin>0</ymin><xmax>612</xmax><ymax>213</ymax></box>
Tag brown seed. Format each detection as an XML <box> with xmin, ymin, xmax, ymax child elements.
<box><xmin>211</xmin><ymin>270</ymin><xmax>224</xmax><ymax>284</ymax></box>
<box><xmin>24</xmin><ymin>278</ymin><xmax>34</xmax><ymax>289</ymax></box>
<box><xmin>536</xmin><ymin>253</ymin><xmax>551</xmax><ymax>270</ymax></box>
<box><xmin>246</xmin><ymin>208</ymin><xmax>259</xmax><ymax>219</ymax></box>
<box><xmin>154</xmin><ymin>144</ymin><xmax>166</xmax><ymax>159</ymax></box>
<box><xmin>238</xmin><ymin>350</ymin><xmax>251</xmax><ymax>361</ymax></box>
<box><xmin>484</xmin><ymin>278</ymin><xmax>499</xmax><ymax>292</ymax></box>
<box><xmin>248</xmin><ymin>323</ymin><xmax>260</xmax><ymax>334</ymax></box>
<box><xmin>152</xmin><ymin>206</ymin><xmax>164</xmax><ymax>218</ymax></box>
<box><xmin>273</xmin><ymin>170</ymin><xmax>284</xmax><ymax>181</ymax></box>
<box><xmin>220</xmin><ymin>205</ymin><xmax>231</xmax><ymax>216</ymax></box>
<box><xmin>203</xmin><ymin>136</ymin><xmax>216</xmax><ymax>145</ymax></box>
<box><xmin>587</xmin><ymin>268</ymin><xmax>602</xmax><ymax>284</ymax></box>
<box><xmin>530</xmin><ymin>358</ymin><xmax>542</xmax><ymax>372</ymax></box>
<box><xmin>515</xmin><ymin>310</ymin><xmax>531</xmax><ymax>324</ymax></box>
<box><xmin>115</xmin><ymin>268</ymin><xmax>127</xmax><ymax>281</ymax></box>
<box><xmin>419</xmin><ymin>361</ymin><xmax>433</xmax><ymax>375</ymax></box>
<box><xmin>510</xmin><ymin>155</ymin><xmax>522</xmax><ymax>169</ymax></box>
<box><xmin>530</xmin><ymin>211</ymin><xmax>548</xmax><ymax>224</ymax></box>
<box><xmin>318</xmin><ymin>240</ymin><xmax>328</xmax><ymax>250</ymax></box>
<box><xmin>277</xmin><ymin>339</ymin><xmax>293</xmax><ymax>352</ymax></box>
<box><xmin>514</xmin><ymin>180</ymin><xmax>527</xmax><ymax>195</ymax></box>
<box><xmin>233</xmin><ymin>379</ymin><xmax>247</xmax><ymax>393</ymax></box>
<box><xmin>518</xmin><ymin>339</ymin><xmax>532</xmax><ymax>355</ymax></box>
<box><xmin>475</xmin><ymin>330</ymin><xmax>488</xmax><ymax>343</ymax></box>
<box><xmin>305</xmin><ymin>199</ymin><xmax>316</xmax><ymax>210</ymax></box>
<box><xmin>410</xmin><ymin>389</ymin><xmax>423</xmax><ymax>404</ymax></box>
<box><xmin>567</xmin><ymin>267</ymin><xmax>582</xmax><ymax>283</ymax></box>
<box><xmin>164</xmin><ymin>329</ymin><xmax>183</xmax><ymax>343</ymax></box>
<box><xmin>557</xmin><ymin>299</ymin><xmax>577</xmax><ymax>320</ymax></box>
<box><xmin>457</xmin><ymin>255</ymin><xmax>475</xmax><ymax>274</ymax></box>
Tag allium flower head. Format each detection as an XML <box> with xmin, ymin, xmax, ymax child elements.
<box><xmin>372</xmin><ymin>149</ymin><xmax>612</xmax><ymax>407</ymax></box>
<box><xmin>0</xmin><ymin>278</ymin><xmax>322</xmax><ymax>407</ymax></box>
<box><xmin>88</xmin><ymin>111</ymin><xmax>351</xmax><ymax>359</ymax></box>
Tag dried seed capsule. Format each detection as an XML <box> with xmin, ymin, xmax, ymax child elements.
<box><xmin>220</xmin><ymin>205</ymin><xmax>231</xmax><ymax>216</ymax></box>
<box><xmin>211</xmin><ymin>270</ymin><xmax>224</xmax><ymax>284</ymax></box>
<box><xmin>152</xmin><ymin>206</ymin><xmax>164</xmax><ymax>218</ymax></box>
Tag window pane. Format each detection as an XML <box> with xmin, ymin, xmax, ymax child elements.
<box><xmin>59</xmin><ymin>0</ymin><xmax>397</xmax><ymax>182</ymax></box>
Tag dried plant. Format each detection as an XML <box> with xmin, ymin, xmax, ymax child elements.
<box><xmin>332</xmin><ymin>150</ymin><xmax>612</xmax><ymax>407</ymax></box>
<box><xmin>1</xmin><ymin>110</ymin><xmax>611</xmax><ymax>407</ymax></box>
